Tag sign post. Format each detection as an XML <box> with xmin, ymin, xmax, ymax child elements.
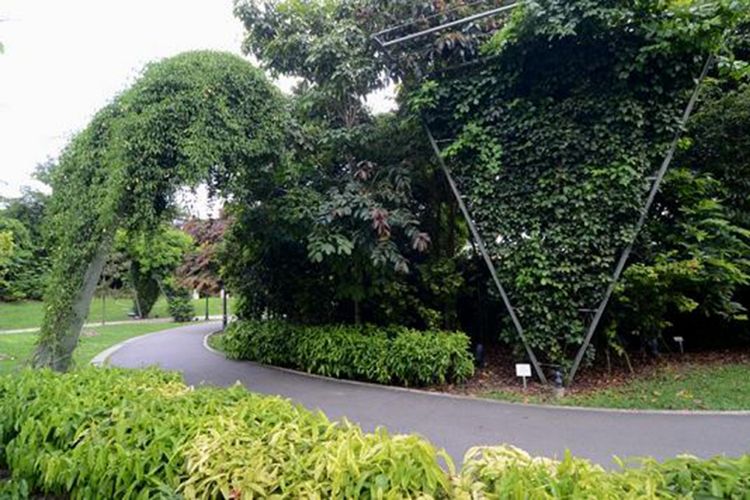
<box><xmin>673</xmin><ymin>336</ymin><xmax>684</xmax><ymax>355</ymax></box>
<box><xmin>516</xmin><ymin>363</ymin><xmax>532</xmax><ymax>390</ymax></box>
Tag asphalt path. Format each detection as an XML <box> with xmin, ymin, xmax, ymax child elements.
<box><xmin>107</xmin><ymin>322</ymin><xmax>750</xmax><ymax>466</ymax></box>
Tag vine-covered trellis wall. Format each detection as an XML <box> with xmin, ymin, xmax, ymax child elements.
<box><xmin>376</xmin><ymin>0</ymin><xmax>746</xmax><ymax>381</ymax></box>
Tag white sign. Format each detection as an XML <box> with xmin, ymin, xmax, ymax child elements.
<box><xmin>673</xmin><ymin>336</ymin><xmax>684</xmax><ymax>342</ymax></box>
<box><xmin>515</xmin><ymin>363</ymin><xmax>532</xmax><ymax>378</ymax></box>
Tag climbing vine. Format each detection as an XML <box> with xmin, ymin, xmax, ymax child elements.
<box><xmin>409</xmin><ymin>0</ymin><xmax>748</xmax><ymax>366</ymax></box>
<box><xmin>35</xmin><ymin>51</ymin><xmax>286</xmax><ymax>371</ymax></box>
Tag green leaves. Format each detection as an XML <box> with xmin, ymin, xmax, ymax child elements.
<box><xmin>36</xmin><ymin>51</ymin><xmax>286</xmax><ymax>371</ymax></box>
<box><xmin>415</xmin><ymin>0</ymin><xmax>750</xmax><ymax>366</ymax></box>
<box><xmin>1</xmin><ymin>368</ymin><xmax>749</xmax><ymax>497</ymax></box>
<box><xmin>0</xmin><ymin>367</ymin><xmax>450</xmax><ymax>499</ymax></box>
<box><xmin>220</xmin><ymin>320</ymin><xmax>475</xmax><ymax>386</ymax></box>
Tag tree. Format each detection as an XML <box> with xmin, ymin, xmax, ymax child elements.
<box><xmin>176</xmin><ymin>216</ymin><xmax>228</xmax><ymax>297</ymax></box>
<box><xmin>115</xmin><ymin>226</ymin><xmax>194</xmax><ymax>318</ymax></box>
<box><xmin>0</xmin><ymin>176</ymin><xmax>51</xmax><ymax>300</ymax></box>
<box><xmin>614</xmin><ymin>169</ymin><xmax>750</xmax><ymax>345</ymax></box>
<box><xmin>0</xmin><ymin>217</ymin><xmax>41</xmax><ymax>301</ymax></box>
<box><xmin>232</xmin><ymin>0</ymin><xmax>438</xmax><ymax>323</ymax></box>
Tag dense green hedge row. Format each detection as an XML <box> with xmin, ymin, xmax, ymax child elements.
<box><xmin>219</xmin><ymin>320</ymin><xmax>476</xmax><ymax>386</ymax></box>
<box><xmin>1</xmin><ymin>368</ymin><xmax>749</xmax><ymax>499</ymax></box>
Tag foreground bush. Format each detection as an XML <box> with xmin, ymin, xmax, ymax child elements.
<box><xmin>0</xmin><ymin>368</ymin><xmax>450</xmax><ymax>499</ymax></box>
<box><xmin>455</xmin><ymin>446</ymin><xmax>750</xmax><ymax>499</ymax></box>
<box><xmin>220</xmin><ymin>320</ymin><xmax>475</xmax><ymax>386</ymax></box>
<box><xmin>1</xmin><ymin>368</ymin><xmax>749</xmax><ymax>499</ymax></box>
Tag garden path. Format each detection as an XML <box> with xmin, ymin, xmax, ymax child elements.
<box><xmin>107</xmin><ymin>322</ymin><xmax>750</xmax><ymax>466</ymax></box>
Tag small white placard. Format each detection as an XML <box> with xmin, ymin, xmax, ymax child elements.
<box><xmin>673</xmin><ymin>336</ymin><xmax>684</xmax><ymax>342</ymax></box>
<box><xmin>515</xmin><ymin>363</ymin><xmax>532</xmax><ymax>378</ymax></box>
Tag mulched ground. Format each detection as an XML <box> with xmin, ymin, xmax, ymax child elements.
<box><xmin>431</xmin><ymin>344</ymin><xmax>750</xmax><ymax>399</ymax></box>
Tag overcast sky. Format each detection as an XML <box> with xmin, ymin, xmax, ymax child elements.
<box><xmin>0</xmin><ymin>0</ymin><xmax>395</xmax><ymax>202</ymax></box>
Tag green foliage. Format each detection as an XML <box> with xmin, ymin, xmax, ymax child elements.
<box><xmin>683</xmin><ymin>82</ymin><xmax>750</xmax><ymax>227</ymax></box>
<box><xmin>412</xmin><ymin>0</ymin><xmax>749</xmax><ymax>366</ymax></box>
<box><xmin>1</xmin><ymin>369</ymin><xmax>749</xmax><ymax>498</ymax></box>
<box><xmin>221</xmin><ymin>114</ymin><xmax>453</xmax><ymax>327</ymax></box>
<box><xmin>455</xmin><ymin>446</ymin><xmax>750</xmax><ymax>499</ymax></box>
<box><xmin>36</xmin><ymin>50</ymin><xmax>286</xmax><ymax>370</ymax></box>
<box><xmin>614</xmin><ymin>169</ymin><xmax>750</xmax><ymax>341</ymax></box>
<box><xmin>0</xmin><ymin>217</ymin><xmax>44</xmax><ymax>302</ymax></box>
<box><xmin>115</xmin><ymin>225</ymin><xmax>194</xmax><ymax>317</ymax></box>
<box><xmin>0</xmin><ymin>183</ymin><xmax>50</xmax><ymax>301</ymax></box>
<box><xmin>231</xmin><ymin>3</ymin><xmax>441</xmax><ymax>325</ymax></box>
<box><xmin>220</xmin><ymin>320</ymin><xmax>475</xmax><ymax>386</ymax></box>
<box><xmin>0</xmin><ymin>230</ymin><xmax>11</xmax><ymax>261</ymax></box>
<box><xmin>116</xmin><ymin>227</ymin><xmax>193</xmax><ymax>283</ymax></box>
<box><xmin>0</xmin><ymin>367</ymin><xmax>450</xmax><ymax>499</ymax></box>
<box><xmin>164</xmin><ymin>282</ymin><xmax>195</xmax><ymax>323</ymax></box>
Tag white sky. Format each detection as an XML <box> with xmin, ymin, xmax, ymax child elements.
<box><xmin>0</xmin><ymin>0</ymin><xmax>395</xmax><ymax>206</ymax></box>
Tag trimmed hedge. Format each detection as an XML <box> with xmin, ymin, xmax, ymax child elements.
<box><xmin>220</xmin><ymin>320</ymin><xmax>476</xmax><ymax>386</ymax></box>
<box><xmin>1</xmin><ymin>368</ymin><xmax>749</xmax><ymax>499</ymax></box>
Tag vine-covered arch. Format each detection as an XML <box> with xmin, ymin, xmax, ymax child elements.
<box><xmin>34</xmin><ymin>51</ymin><xmax>287</xmax><ymax>371</ymax></box>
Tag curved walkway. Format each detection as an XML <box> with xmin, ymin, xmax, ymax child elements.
<box><xmin>107</xmin><ymin>322</ymin><xmax>750</xmax><ymax>466</ymax></box>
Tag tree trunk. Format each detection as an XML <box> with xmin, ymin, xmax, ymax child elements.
<box><xmin>33</xmin><ymin>243</ymin><xmax>110</xmax><ymax>371</ymax></box>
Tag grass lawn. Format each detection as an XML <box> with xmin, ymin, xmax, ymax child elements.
<box><xmin>0</xmin><ymin>322</ymin><xmax>185</xmax><ymax>375</ymax></box>
<box><xmin>0</xmin><ymin>296</ymin><xmax>234</xmax><ymax>331</ymax></box>
<box><xmin>484</xmin><ymin>362</ymin><xmax>750</xmax><ymax>411</ymax></box>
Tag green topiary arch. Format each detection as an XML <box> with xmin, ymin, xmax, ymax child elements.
<box><xmin>34</xmin><ymin>51</ymin><xmax>287</xmax><ymax>371</ymax></box>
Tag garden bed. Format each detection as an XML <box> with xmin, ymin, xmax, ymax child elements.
<box><xmin>216</xmin><ymin>320</ymin><xmax>476</xmax><ymax>387</ymax></box>
<box><xmin>435</xmin><ymin>345</ymin><xmax>750</xmax><ymax>411</ymax></box>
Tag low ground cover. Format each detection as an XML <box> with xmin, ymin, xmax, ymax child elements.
<box><xmin>0</xmin><ymin>323</ymin><xmax>178</xmax><ymax>375</ymax></box>
<box><xmin>468</xmin><ymin>350</ymin><xmax>750</xmax><ymax>411</ymax></box>
<box><xmin>1</xmin><ymin>368</ymin><xmax>748</xmax><ymax>498</ymax></box>
<box><xmin>0</xmin><ymin>296</ymin><xmax>233</xmax><ymax>331</ymax></box>
<box><xmin>215</xmin><ymin>320</ymin><xmax>475</xmax><ymax>387</ymax></box>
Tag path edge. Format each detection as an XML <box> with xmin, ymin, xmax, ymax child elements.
<box><xmin>90</xmin><ymin>322</ymin><xmax>221</xmax><ymax>367</ymax></box>
<box><xmin>202</xmin><ymin>330</ymin><xmax>750</xmax><ymax>417</ymax></box>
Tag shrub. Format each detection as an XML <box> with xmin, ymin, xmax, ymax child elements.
<box><xmin>166</xmin><ymin>286</ymin><xmax>195</xmax><ymax>322</ymax></box>
<box><xmin>1</xmin><ymin>369</ymin><xmax>749</xmax><ymax>499</ymax></box>
<box><xmin>0</xmin><ymin>368</ymin><xmax>450</xmax><ymax>499</ymax></box>
<box><xmin>221</xmin><ymin>319</ymin><xmax>293</xmax><ymax>365</ymax></box>
<box><xmin>455</xmin><ymin>446</ymin><xmax>750</xmax><ymax>499</ymax></box>
<box><xmin>220</xmin><ymin>320</ymin><xmax>475</xmax><ymax>386</ymax></box>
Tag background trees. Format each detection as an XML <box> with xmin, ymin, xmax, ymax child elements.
<box><xmin>222</xmin><ymin>0</ymin><xmax>749</xmax><ymax>372</ymax></box>
<box><xmin>17</xmin><ymin>0</ymin><xmax>750</xmax><ymax>376</ymax></box>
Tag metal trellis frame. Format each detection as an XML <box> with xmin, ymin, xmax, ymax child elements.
<box><xmin>372</xmin><ymin>2</ymin><xmax>549</xmax><ymax>384</ymax></box>
<box><xmin>566</xmin><ymin>53</ymin><xmax>716</xmax><ymax>385</ymax></box>
<box><xmin>372</xmin><ymin>1</ymin><xmax>724</xmax><ymax>387</ymax></box>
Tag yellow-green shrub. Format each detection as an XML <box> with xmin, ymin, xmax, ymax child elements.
<box><xmin>455</xmin><ymin>446</ymin><xmax>750</xmax><ymax>499</ymax></box>
<box><xmin>2</xmin><ymin>368</ymin><xmax>749</xmax><ymax>499</ymax></box>
<box><xmin>0</xmin><ymin>367</ymin><xmax>450</xmax><ymax>499</ymax></box>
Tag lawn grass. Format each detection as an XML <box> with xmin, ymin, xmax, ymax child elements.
<box><xmin>484</xmin><ymin>362</ymin><xmax>750</xmax><ymax>411</ymax></box>
<box><xmin>0</xmin><ymin>322</ymin><xmax>184</xmax><ymax>375</ymax></box>
<box><xmin>0</xmin><ymin>296</ymin><xmax>234</xmax><ymax>331</ymax></box>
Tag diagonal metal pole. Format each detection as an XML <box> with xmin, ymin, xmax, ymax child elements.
<box><xmin>567</xmin><ymin>54</ymin><xmax>715</xmax><ymax>385</ymax></box>
<box><xmin>371</xmin><ymin>5</ymin><xmax>545</xmax><ymax>383</ymax></box>
<box><xmin>379</xmin><ymin>3</ymin><xmax>519</xmax><ymax>48</ymax></box>
<box><xmin>423</xmin><ymin>123</ymin><xmax>547</xmax><ymax>383</ymax></box>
